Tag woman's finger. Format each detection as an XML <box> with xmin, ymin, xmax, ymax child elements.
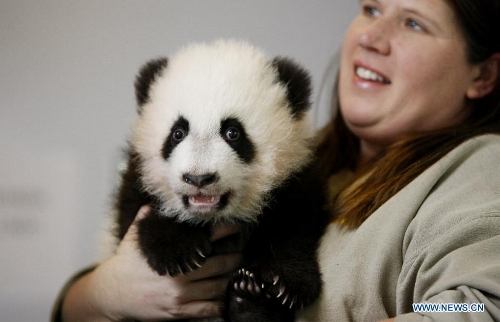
<box><xmin>210</xmin><ymin>222</ymin><xmax>240</xmax><ymax>241</ymax></box>
<box><xmin>170</xmin><ymin>300</ymin><xmax>222</xmax><ymax>319</ymax></box>
<box><xmin>117</xmin><ymin>205</ymin><xmax>151</xmax><ymax>257</ymax></box>
<box><xmin>179</xmin><ymin>276</ymin><xmax>231</xmax><ymax>303</ymax></box>
<box><xmin>135</xmin><ymin>205</ymin><xmax>151</xmax><ymax>220</ymax></box>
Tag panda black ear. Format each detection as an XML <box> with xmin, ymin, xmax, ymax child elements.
<box><xmin>271</xmin><ymin>57</ymin><xmax>312</xmax><ymax>119</ymax></box>
<box><xmin>134</xmin><ymin>57</ymin><xmax>168</xmax><ymax>113</ymax></box>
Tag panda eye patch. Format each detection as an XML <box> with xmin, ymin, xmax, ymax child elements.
<box><xmin>224</xmin><ymin>127</ymin><xmax>240</xmax><ymax>141</ymax></box>
<box><xmin>220</xmin><ymin>117</ymin><xmax>255</xmax><ymax>164</ymax></box>
<box><xmin>162</xmin><ymin>116</ymin><xmax>189</xmax><ymax>160</ymax></box>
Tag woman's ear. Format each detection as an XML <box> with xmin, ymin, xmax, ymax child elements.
<box><xmin>466</xmin><ymin>53</ymin><xmax>500</xmax><ymax>99</ymax></box>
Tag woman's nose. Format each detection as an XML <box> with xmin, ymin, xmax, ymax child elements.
<box><xmin>358</xmin><ymin>19</ymin><xmax>391</xmax><ymax>55</ymax></box>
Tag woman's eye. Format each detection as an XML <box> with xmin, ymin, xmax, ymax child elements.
<box><xmin>363</xmin><ymin>5</ymin><xmax>381</xmax><ymax>18</ymax></box>
<box><xmin>225</xmin><ymin>127</ymin><xmax>240</xmax><ymax>141</ymax></box>
<box><xmin>172</xmin><ymin>129</ymin><xmax>186</xmax><ymax>141</ymax></box>
<box><xmin>406</xmin><ymin>18</ymin><xmax>424</xmax><ymax>32</ymax></box>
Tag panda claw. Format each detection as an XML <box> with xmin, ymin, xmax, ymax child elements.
<box><xmin>273</xmin><ymin>275</ymin><xmax>280</xmax><ymax>286</ymax></box>
<box><xmin>282</xmin><ymin>294</ymin><xmax>289</xmax><ymax>305</ymax></box>
<box><xmin>193</xmin><ymin>260</ymin><xmax>202</xmax><ymax>268</ymax></box>
<box><xmin>196</xmin><ymin>248</ymin><xmax>206</xmax><ymax>258</ymax></box>
<box><xmin>277</xmin><ymin>285</ymin><xmax>286</xmax><ymax>298</ymax></box>
<box><xmin>244</xmin><ymin>269</ymin><xmax>253</xmax><ymax>278</ymax></box>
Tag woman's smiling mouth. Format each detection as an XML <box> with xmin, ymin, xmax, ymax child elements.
<box><xmin>355</xmin><ymin>66</ymin><xmax>391</xmax><ymax>84</ymax></box>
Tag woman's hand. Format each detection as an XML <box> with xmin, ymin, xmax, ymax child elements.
<box><xmin>62</xmin><ymin>205</ymin><xmax>241</xmax><ymax>321</ymax></box>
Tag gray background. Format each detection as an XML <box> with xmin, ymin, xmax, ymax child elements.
<box><xmin>0</xmin><ymin>1</ymin><xmax>358</xmax><ymax>321</ymax></box>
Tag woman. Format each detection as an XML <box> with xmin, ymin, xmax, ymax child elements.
<box><xmin>298</xmin><ymin>0</ymin><xmax>500</xmax><ymax>321</ymax></box>
<box><xmin>54</xmin><ymin>0</ymin><xmax>500</xmax><ymax>320</ymax></box>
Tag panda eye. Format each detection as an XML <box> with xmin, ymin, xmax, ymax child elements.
<box><xmin>224</xmin><ymin>127</ymin><xmax>240</xmax><ymax>141</ymax></box>
<box><xmin>172</xmin><ymin>128</ymin><xmax>186</xmax><ymax>142</ymax></box>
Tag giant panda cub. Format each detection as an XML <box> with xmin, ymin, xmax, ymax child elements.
<box><xmin>115</xmin><ymin>39</ymin><xmax>327</xmax><ymax>322</ymax></box>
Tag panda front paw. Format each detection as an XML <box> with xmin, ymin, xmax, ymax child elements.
<box><xmin>236</xmin><ymin>264</ymin><xmax>320</xmax><ymax>310</ymax></box>
<box><xmin>234</xmin><ymin>268</ymin><xmax>298</xmax><ymax>309</ymax></box>
<box><xmin>233</xmin><ymin>269</ymin><xmax>269</xmax><ymax>298</ymax></box>
<box><xmin>226</xmin><ymin>270</ymin><xmax>294</xmax><ymax>322</ymax></box>
<box><xmin>137</xmin><ymin>215</ymin><xmax>211</xmax><ymax>276</ymax></box>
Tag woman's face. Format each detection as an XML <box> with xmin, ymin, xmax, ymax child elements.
<box><xmin>339</xmin><ymin>0</ymin><xmax>479</xmax><ymax>149</ymax></box>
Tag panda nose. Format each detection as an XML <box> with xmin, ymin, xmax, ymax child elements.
<box><xmin>183</xmin><ymin>173</ymin><xmax>218</xmax><ymax>187</ymax></box>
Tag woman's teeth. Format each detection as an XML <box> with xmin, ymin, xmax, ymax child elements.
<box><xmin>356</xmin><ymin>67</ymin><xmax>390</xmax><ymax>84</ymax></box>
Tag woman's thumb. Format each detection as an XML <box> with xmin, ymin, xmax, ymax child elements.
<box><xmin>122</xmin><ymin>205</ymin><xmax>151</xmax><ymax>243</ymax></box>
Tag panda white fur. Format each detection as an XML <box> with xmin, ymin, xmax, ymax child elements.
<box><xmin>115</xmin><ymin>39</ymin><xmax>327</xmax><ymax>322</ymax></box>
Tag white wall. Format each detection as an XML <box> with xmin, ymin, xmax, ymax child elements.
<box><xmin>0</xmin><ymin>1</ymin><xmax>357</xmax><ymax>320</ymax></box>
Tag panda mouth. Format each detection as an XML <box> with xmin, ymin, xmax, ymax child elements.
<box><xmin>189</xmin><ymin>194</ymin><xmax>221</xmax><ymax>207</ymax></box>
<box><xmin>183</xmin><ymin>192</ymin><xmax>230</xmax><ymax>211</ymax></box>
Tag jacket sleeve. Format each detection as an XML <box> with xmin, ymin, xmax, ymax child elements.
<box><xmin>396</xmin><ymin>214</ymin><xmax>500</xmax><ymax>322</ymax></box>
<box><xmin>394</xmin><ymin>136</ymin><xmax>500</xmax><ymax>322</ymax></box>
<box><xmin>396</xmin><ymin>213</ymin><xmax>500</xmax><ymax>322</ymax></box>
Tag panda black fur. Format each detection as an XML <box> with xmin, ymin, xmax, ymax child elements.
<box><xmin>115</xmin><ymin>40</ymin><xmax>327</xmax><ymax>322</ymax></box>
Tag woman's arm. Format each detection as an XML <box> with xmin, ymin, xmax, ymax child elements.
<box><xmin>59</xmin><ymin>206</ymin><xmax>241</xmax><ymax>321</ymax></box>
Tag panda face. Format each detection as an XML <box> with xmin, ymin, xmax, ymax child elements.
<box><xmin>159</xmin><ymin>115</ymin><xmax>256</xmax><ymax>220</ymax></box>
<box><xmin>130</xmin><ymin>40</ymin><xmax>313</xmax><ymax>224</ymax></box>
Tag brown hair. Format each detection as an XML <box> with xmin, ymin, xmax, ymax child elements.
<box><xmin>319</xmin><ymin>0</ymin><xmax>500</xmax><ymax>229</ymax></box>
